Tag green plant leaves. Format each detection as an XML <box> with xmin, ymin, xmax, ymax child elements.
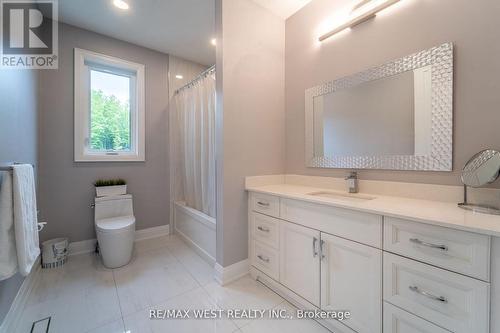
<box><xmin>94</xmin><ymin>179</ymin><xmax>127</xmax><ymax>187</ymax></box>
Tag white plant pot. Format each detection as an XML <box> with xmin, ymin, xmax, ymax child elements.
<box><xmin>95</xmin><ymin>185</ymin><xmax>127</xmax><ymax>197</ymax></box>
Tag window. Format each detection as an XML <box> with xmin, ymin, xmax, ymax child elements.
<box><xmin>74</xmin><ymin>48</ymin><xmax>145</xmax><ymax>161</ymax></box>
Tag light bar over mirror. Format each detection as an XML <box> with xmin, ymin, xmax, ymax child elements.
<box><xmin>319</xmin><ymin>0</ymin><xmax>402</xmax><ymax>42</ymax></box>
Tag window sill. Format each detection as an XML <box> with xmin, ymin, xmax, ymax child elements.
<box><xmin>75</xmin><ymin>153</ymin><xmax>145</xmax><ymax>162</ymax></box>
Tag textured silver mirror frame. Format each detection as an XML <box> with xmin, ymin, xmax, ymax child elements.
<box><xmin>305</xmin><ymin>42</ymin><xmax>453</xmax><ymax>171</ymax></box>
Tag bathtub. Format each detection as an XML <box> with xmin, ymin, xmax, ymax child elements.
<box><xmin>173</xmin><ymin>201</ymin><xmax>216</xmax><ymax>264</ymax></box>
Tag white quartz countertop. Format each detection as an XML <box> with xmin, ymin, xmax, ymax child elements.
<box><xmin>246</xmin><ymin>183</ymin><xmax>500</xmax><ymax>237</ymax></box>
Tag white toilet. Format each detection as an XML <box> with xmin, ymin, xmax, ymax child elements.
<box><xmin>94</xmin><ymin>194</ymin><xmax>136</xmax><ymax>268</ymax></box>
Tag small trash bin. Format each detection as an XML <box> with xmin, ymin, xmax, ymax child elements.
<box><xmin>41</xmin><ymin>238</ymin><xmax>68</xmax><ymax>268</ymax></box>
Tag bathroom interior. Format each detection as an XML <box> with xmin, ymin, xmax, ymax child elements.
<box><xmin>1</xmin><ymin>0</ymin><xmax>500</xmax><ymax>332</ymax></box>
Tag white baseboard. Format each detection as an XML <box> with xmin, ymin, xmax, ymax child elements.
<box><xmin>135</xmin><ymin>224</ymin><xmax>170</xmax><ymax>241</ymax></box>
<box><xmin>251</xmin><ymin>267</ymin><xmax>349</xmax><ymax>333</ymax></box>
<box><xmin>0</xmin><ymin>257</ymin><xmax>41</xmax><ymax>333</ymax></box>
<box><xmin>214</xmin><ymin>259</ymin><xmax>249</xmax><ymax>286</ymax></box>
<box><xmin>175</xmin><ymin>227</ymin><xmax>216</xmax><ymax>266</ymax></box>
<box><xmin>68</xmin><ymin>239</ymin><xmax>97</xmax><ymax>256</ymax></box>
<box><xmin>68</xmin><ymin>224</ymin><xmax>170</xmax><ymax>256</ymax></box>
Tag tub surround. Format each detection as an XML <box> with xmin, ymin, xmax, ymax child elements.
<box><xmin>246</xmin><ymin>175</ymin><xmax>500</xmax><ymax>237</ymax></box>
<box><xmin>173</xmin><ymin>201</ymin><xmax>216</xmax><ymax>265</ymax></box>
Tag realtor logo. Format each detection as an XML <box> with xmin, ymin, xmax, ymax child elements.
<box><xmin>1</xmin><ymin>0</ymin><xmax>58</xmax><ymax>69</ymax></box>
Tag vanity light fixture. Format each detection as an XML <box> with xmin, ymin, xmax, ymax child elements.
<box><xmin>319</xmin><ymin>0</ymin><xmax>401</xmax><ymax>42</ymax></box>
<box><xmin>175</xmin><ymin>74</ymin><xmax>184</xmax><ymax>79</ymax></box>
<box><xmin>113</xmin><ymin>0</ymin><xmax>129</xmax><ymax>10</ymax></box>
<box><xmin>211</xmin><ymin>38</ymin><xmax>217</xmax><ymax>46</ymax></box>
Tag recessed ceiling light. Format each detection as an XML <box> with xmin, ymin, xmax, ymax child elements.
<box><xmin>211</xmin><ymin>38</ymin><xmax>217</xmax><ymax>46</ymax></box>
<box><xmin>113</xmin><ymin>0</ymin><xmax>129</xmax><ymax>10</ymax></box>
<box><xmin>175</xmin><ymin>74</ymin><xmax>183</xmax><ymax>79</ymax></box>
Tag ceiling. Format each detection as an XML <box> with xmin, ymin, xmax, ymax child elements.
<box><xmin>252</xmin><ymin>0</ymin><xmax>313</xmax><ymax>19</ymax></box>
<box><xmin>46</xmin><ymin>0</ymin><xmax>312</xmax><ymax>66</ymax></box>
<box><xmin>48</xmin><ymin>0</ymin><xmax>216</xmax><ymax>66</ymax></box>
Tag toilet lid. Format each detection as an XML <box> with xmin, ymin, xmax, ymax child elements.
<box><xmin>96</xmin><ymin>215</ymin><xmax>135</xmax><ymax>233</ymax></box>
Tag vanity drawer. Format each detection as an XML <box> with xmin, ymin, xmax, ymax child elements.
<box><xmin>250</xmin><ymin>192</ymin><xmax>280</xmax><ymax>218</ymax></box>
<box><xmin>250</xmin><ymin>212</ymin><xmax>280</xmax><ymax>249</ymax></box>
<box><xmin>280</xmin><ymin>198</ymin><xmax>382</xmax><ymax>248</ymax></box>
<box><xmin>383</xmin><ymin>302</ymin><xmax>450</xmax><ymax>333</ymax></box>
<box><xmin>384</xmin><ymin>217</ymin><xmax>490</xmax><ymax>281</ymax></box>
<box><xmin>383</xmin><ymin>253</ymin><xmax>489</xmax><ymax>333</ymax></box>
<box><xmin>252</xmin><ymin>240</ymin><xmax>279</xmax><ymax>281</ymax></box>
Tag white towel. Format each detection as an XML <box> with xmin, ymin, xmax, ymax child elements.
<box><xmin>12</xmin><ymin>165</ymin><xmax>40</xmax><ymax>276</ymax></box>
<box><xmin>0</xmin><ymin>171</ymin><xmax>18</xmax><ymax>280</ymax></box>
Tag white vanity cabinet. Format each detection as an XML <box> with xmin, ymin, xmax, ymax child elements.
<box><xmin>320</xmin><ymin>232</ymin><xmax>382</xmax><ymax>333</ymax></box>
<box><xmin>384</xmin><ymin>253</ymin><xmax>489</xmax><ymax>333</ymax></box>
<box><xmin>249</xmin><ymin>193</ymin><xmax>383</xmax><ymax>333</ymax></box>
<box><xmin>383</xmin><ymin>217</ymin><xmax>490</xmax><ymax>281</ymax></box>
<box><xmin>279</xmin><ymin>221</ymin><xmax>321</xmax><ymax>306</ymax></box>
<box><xmin>383</xmin><ymin>302</ymin><xmax>450</xmax><ymax>333</ymax></box>
<box><xmin>247</xmin><ymin>190</ymin><xmax>492</xmax><ymax>333</ymax></box>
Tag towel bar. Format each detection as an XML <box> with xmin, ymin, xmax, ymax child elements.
<box><xmin>0</xmin><ymin>163</ymin><xmax>35</xmax><ymax>172</ymax></box>
<box><xmin>1</xmin><ymin>163</ymin><xmax>44</xmax><ymax>233</ymax></box>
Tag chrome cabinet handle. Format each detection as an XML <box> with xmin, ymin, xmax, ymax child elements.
<box><xmin>320</xmin><ymin>240</ymin><xmax>325</xmax><ymax>260</ymax></box>
<box><xmin>257</xmin><ymin>201</ymin><xmax>270</xmax><ymax>207</ymax></box>
<box><xmin>257</xmin><ymin>226</ymin><xmax>270</xmax><ymax>232</ymax></box>
<box><xmin>409</xmin><ymin>286</ymin><xmax>447</xmax><ymax>303</ymax></box>
<box><xmin>257</xmin><ymin>255</ymin><xmax>270</xmax><ymax>263</ymax></box>
<box><xmin>410</xmin><ymin>238</ymin><xmax>448</xmax><ymax>251</ymax></box>
<box><xmin>313</xmin><ymin>237</ymin><xmax>319</xmax><ymax>257</ymax></box>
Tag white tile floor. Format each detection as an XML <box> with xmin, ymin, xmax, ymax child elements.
<box><xmin>15</xmin><ymin>235</ymin><xmax>330</xmax><ymax>333</ymax></box>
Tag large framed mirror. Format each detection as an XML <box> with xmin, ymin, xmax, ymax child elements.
<box><xmin>305</xmin><ymin>42</ymin><xmax>453</xmax><ymax>171</ymax></box>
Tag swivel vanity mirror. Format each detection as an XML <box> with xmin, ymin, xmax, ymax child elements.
<box><xmin>458</xmin><ymin>149</ymin><xmax>500</xmax><ymax>215</ymax></box>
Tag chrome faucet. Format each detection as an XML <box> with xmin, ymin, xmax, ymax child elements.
<box><xmin>345</xmin><ymin>171</ymin><xmax>358</xmax><ymax>193</ymax></box>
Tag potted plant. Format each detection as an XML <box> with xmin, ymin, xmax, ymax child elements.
<box><xmin>94</xmin><ymin>179</ymin><xmax>127</xmax><ymax>197</ymax></box>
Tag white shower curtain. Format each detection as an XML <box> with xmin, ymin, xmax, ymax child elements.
<box><xmin>171</xmin><ymin>69</ymin><xmax>216</xmax><ymax>218</ymax></box>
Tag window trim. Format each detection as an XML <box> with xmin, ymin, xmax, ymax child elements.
<box><xmin>74</xmin><ymin>48</ymin><xmax>145</xmax><ymax>162</ymax></box>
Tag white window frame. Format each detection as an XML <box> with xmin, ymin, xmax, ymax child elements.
<box><xmin>74</xmin><ymin>48</ymin><xmax>145</xmax><ymax>162</ymax></box>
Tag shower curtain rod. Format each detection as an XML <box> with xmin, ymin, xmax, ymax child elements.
<box><xmin>174</xmin><ymin>65</ymin><xmax>215</xmax><ymax>95</ymax></box>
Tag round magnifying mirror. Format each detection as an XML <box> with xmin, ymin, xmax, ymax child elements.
<box><xmin>458</xmin><ymin>149</ymin><xmax>500</xmax><ymax>215</ymax></box>
<box><xmin>461</xmin><ymin>149</ymin><xmax>500</xmax><ymax>187</ymax></box>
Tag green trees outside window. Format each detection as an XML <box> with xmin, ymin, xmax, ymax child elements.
<box><xmin>90</xmin><ymin>89</ymin><xmax>131</xmax><ymax>151</ymax></box>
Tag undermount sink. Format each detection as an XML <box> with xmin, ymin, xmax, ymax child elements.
<box><xmin>307</xmin><ymin>191</ymin><xmax>376</xmax><ymax>202</ymax></box>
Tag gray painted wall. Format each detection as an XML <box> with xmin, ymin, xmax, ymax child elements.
<box><xmin>168</xmin><ymin>55</ymin><xmax>208</xmax><ymax>99</ymax></box>
<box><xmin>216</xmin><ymin>0</ymin><xmax>285</xmax><ymax>267</ymax></box>
<box><xmin>286</xmin><ymin>0</ymin><xmax>500</xmax><ymax>186</ymax></box>
<box><xmin>0</xmin><ymin>70</ymin><xmax>39</xmax><ymax>323</ymax></box>
<box><xmin>38</xmin><ymin>23</ymin><xmax>170</xmax><ymax>243</ymax></box>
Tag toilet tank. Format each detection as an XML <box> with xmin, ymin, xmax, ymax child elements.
<box><xmin>94</xmin><ymin>194</ymin><xmax>134</xmax><ymax>221</ymax></box>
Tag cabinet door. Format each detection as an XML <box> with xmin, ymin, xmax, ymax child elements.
<box><xmin>280</xmin><ymin>221</ymin><xmax>321</xmax><ymax>306</ymax></box>
<box><xmin>384</xmin><ymin>302</ymin><xmax>450</xmax><ymax>333</ymax></box>
<box><xmin>321</xmin><ymin>232</ymin><xmax>382</xmax><ymax>333</ymax></box>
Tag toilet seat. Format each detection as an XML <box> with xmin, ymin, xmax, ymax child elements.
<box><xmin>96</xmin><ymin>215</ymin><xmax>135</xmax><ymax>233</ymax></box>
